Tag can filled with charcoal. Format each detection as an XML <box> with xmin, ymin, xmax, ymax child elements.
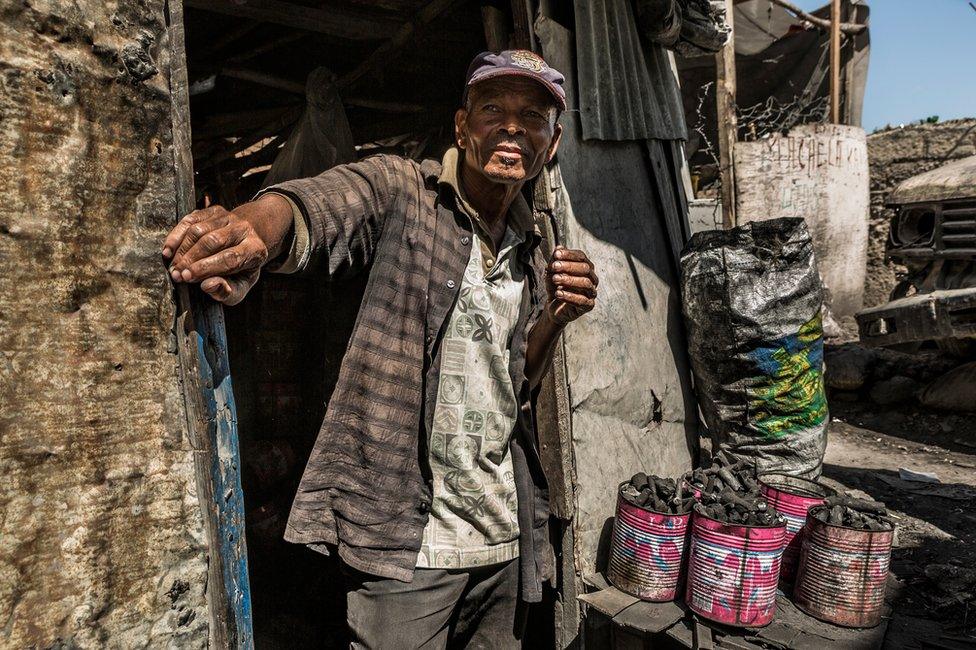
<box><xmin>759</xmin><ymin>473</ymin><xmax>835</xmax><ymax>583</ymax></box>
<box><xmin>684</xmin><ymin>486</ymin><xmax>787</xmax><ymax>627</ymax></box>
<box><xmin>685</xmin><ymin>450</ymin><xmax>760</xmax><ymax>504</ymax></box>
<box><xmin>606</xmin><ymin>476</ymin><xmax>694</xmax><ymax>602</ymax></box>
<box><xmin>794</xmin><ymin>496</ymin><xmax>894</xmax><ymax>628</ymax></box>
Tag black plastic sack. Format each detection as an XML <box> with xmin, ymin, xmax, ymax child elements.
<box><xmin>680</xmin><ymin>218</ymin><xmax>828</xmax><ymax>479</ymax></box>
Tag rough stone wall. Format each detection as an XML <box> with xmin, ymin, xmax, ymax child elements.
<box><xmin>0</xmin><ymin>1</ymin><xmax>210</xmax><ymax>647</ymax></box>
<box><xmin>865</xmin><ymin>119</ymin><xmax>976</xmax><ymax>310</ymax></box>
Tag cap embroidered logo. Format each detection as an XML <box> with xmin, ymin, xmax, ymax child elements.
<box><xmin>509</xmin><ymin>50</ymin><xmax>545</xmax><ymax>73</ymax></box>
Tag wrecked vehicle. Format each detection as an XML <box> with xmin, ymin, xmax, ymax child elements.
<box><xmin>857</xmin><ymin>155</ymin><xmax>976</xmax><ymax>356</ymax></box>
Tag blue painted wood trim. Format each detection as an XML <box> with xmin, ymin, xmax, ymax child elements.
<box><xmin>166</xmin><ymin>0</ymin><xmax>254</xmax><ymax>643</ymax></box>
<box><xmin>193</xmin><ymin>292</ymin><xmax>254</xmax><ymax>649</ymax></box>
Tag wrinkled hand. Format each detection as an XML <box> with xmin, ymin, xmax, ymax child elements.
<box><xmin>545</xmin><ymin>246</ymin><xmax>598</xmax><ymax>325</ymax></box>
<box><xmin>162</xmin><ymin>204</ymin><xmax>270</xmax><ymax>305</ymax></box>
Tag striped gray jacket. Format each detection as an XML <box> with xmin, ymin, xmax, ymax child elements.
<box><xmin>262</xmin><ymin>154</ymin><xmax>551</xmax><ymax>602</ymax></box>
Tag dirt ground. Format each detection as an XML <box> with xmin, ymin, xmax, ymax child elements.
<box><xmin>824</xmin><ymin>387</ymin><xmax>976</xmax><ymax>648</ymax></box>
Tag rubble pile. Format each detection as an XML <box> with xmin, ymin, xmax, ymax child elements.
<box><xmin>812</xmin><ymin>495</ymin><xmax>894</xmax><ymax>531</ymax></box>
<box><xmin>825</xmin><ymin>342</ymin><xmax>963</xmax><ymax>410</ymax></box>
<box><xmin>621</xmin><ymin>473</ymin><xmax>695</xmax><ymax>514</ymax></box>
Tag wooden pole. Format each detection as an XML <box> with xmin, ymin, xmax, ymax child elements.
<box><xmin>829</xmin><ymin>0</ymin><xmax>842</xmax><ymax>124</ymax></box>
<box><xmin>767</xmin><ymin>0</ymin><xmax>865</xmax><ymax>34</ymax></box>
<box><xmin>510</xmin><ymin>0</ymin><xmax>533</xmax><ymax>50</ymax></box>
<box><xmin>715</xmin><ymin>0</ymin><xmax>737</xmax><ymax>229</ymax></box>
<box><xmin>481</xmin><ymin>4</ymin><xmax>509</xmax><ymax>50</ymax></box>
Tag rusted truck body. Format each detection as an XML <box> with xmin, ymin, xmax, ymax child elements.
<box><xmin>856</xmin><ymin>155</ymin><xmax>976</xmax><ymax>355</ymax></box>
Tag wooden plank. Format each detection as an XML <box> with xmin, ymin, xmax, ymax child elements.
<box><xmin>168</xmin><ymin>1</ymin><xmax>254</xmax><ymax>647</ymax></box>
<box><xmin>338</xmin><ymin>0</ymin><xmax>462</xmax><ymax>89</ymax></box>
<box><xmin>578</xmin><ymin>587</ymin><xmax>639</xmax><ymax>619</ymax></box>
<box><xmin>554</xmin><ymin>521</ymin><xmax>582</xmax><ymax>649</ymax></box>
<box><xmin>666</xmin><ymin>618</ymin><xmax>696</xmax><ymax>647</ymax></box>
<box><xmin>183</xmin><ymin>0</ymin><xmax>400</xmax><ymax>40</ymax></box>
<box><xmin>222</xmin><ymin>66</ymin><xmax>305</xmax><ymax>95</ymax></box>
<box><xmin>196</xmin><ymin>106</ymin><xmax>302</xmax><ymax>170</ymax></box>
<box><xmin>226</xmin><ymin>31</ymin><xmax>307</xmax><ymax>64</ymax></box>
<box><xmin>349</xmin><ymin>108</ymin><xmax>453</xmax><ymax>143</ymax></box>
<box><xmin>510</xmin><ymin>0</ymin><xmax>533</xmax><ymax>49</ymax></box>
<box><xmin>584</xmin><ymin>571</ymin><xmax>612</xmax><ymax>591</ymax></box>
<box><xmin>481</xmin><ymin>4</ymin><xmax>509</xmax><ymax>50</ymax></box>
<box><xmin>714</xmin><ymin>0</ymin><xmax>737</xmax><ymax>229</ymax></box>
<box><xmin>194</xmin><ymin>106</ymin><xmax>298</xmax><ymax>139</ymax></box>
<box><xmin>533</xmin><ymin>163</ymin><xmax>575</xmax><ymax>519</ymax></box>
<box><xmin>1</xmin><ymin>0</ymin><xmax>212</xmax><ymax>642</ymax></box>
<box><xmin>207</xmin><ymin>19</ymin><xmax>261</xmax><ymax>55</ymax></box>
<box><xmin>613</xmin><ymin>599</ymin><xmax>686</xmax><ymax>635</ymax></box>
<box><xmin>763</xmin><ymin>595</ymin><xmax>889</xmax><ymax>646</ymax></box>
<box><xmin>694</xmin><ymin>618</ymin><xmax>714</xmax><ymax>650</ymax></box>
<box><xmin>829</xmin><ymin>0</ymin><xmax>842</xmax><ymax>123</ymax></box>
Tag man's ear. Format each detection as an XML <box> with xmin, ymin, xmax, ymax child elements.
<box><xmin>454</xmin><ymin>108</ymin><xmax>468</xmax><ymax>149</ymax></box>
<box><xmin>545</xmin><ymin>123</ymin><xmax>563</xmax><ymax>163</ymax></box>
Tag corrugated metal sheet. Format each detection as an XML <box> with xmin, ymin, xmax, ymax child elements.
<box><xmin>573</xmin><ymin>0</ymin><xmax>687</xmax><ymax>142</ymax></box>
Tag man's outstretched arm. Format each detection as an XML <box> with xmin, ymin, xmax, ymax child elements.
<box><xmin>162</xmin><ymin>154</ymin><xmax>407</xmax><ymax>304</ymax></box>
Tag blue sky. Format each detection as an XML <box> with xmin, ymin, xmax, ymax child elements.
<box><xmin>793</xmin><ymin>0</ymin><xmax>975</xmax><ymax>131</ymax></box>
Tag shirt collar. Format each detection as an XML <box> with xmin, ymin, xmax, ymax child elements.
<box><xmin>438</xmin><ymin>147</ymin><xmax>537</xmax><ymax>238</ymax></box>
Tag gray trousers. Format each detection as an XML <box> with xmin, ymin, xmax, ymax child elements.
<box><xmin>343</xmin><ymin>559</ymin><xmax>525</xmax><ymax>649</ymax></box>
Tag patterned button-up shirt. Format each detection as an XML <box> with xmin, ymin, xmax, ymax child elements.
<box><xmin>417</xmin><ymin>150</ymin><xmax>533</xmax><ymax>568</ymax></box>
<box><xmin>259</xmin><ymin>151</ymin><xmax>552</xmax><ymax>601</ymax></box>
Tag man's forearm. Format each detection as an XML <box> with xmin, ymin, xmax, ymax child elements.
<box><xmin>236</xmin><ymin>192</ymin><xmax>296</xmax><ymax>262</ymax></box>
<box><xmin>525</xmin><ymin>310</ymin><xmax>566</xmax><ymax>389</ymax></box>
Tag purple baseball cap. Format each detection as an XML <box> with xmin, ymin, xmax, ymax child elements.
<box><xmin>463</xmin><ymin>50</ymin><xmax>567</xmax><ymax>111</ymax></box>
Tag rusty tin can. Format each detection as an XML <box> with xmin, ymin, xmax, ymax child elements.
<box><xmin>685</xmin><ymin>510</ymin><xmax>787</xmax><ymax>628</ymax></box>
<box><xmin>793</xmin><ymin>506</ymin><xmax>894</xmax><ymax>628</ymax></box>
<box><xmin>607</xmin><ymin>482</ymin><xmax>692</xmax><ymax>602</ymax></box>
<box><xmin>759</xmin><ymin>473</ymin><xmax>836</xmax><ymax>583</ymax></box>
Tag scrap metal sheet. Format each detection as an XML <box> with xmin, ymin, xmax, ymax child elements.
<box><xmin>538</xmin><ymin>17</ymin><xmax>697</xmax><ymax>580</ymax></box>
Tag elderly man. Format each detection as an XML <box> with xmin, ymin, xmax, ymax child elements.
<box><xmin>163</xmin><ymin>50</ymin><xmax>598</xmax><ymax>647</ymax></box>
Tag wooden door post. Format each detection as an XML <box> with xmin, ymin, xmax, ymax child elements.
<box><xmin>830</xmin><ymin>0</ymin><xmax>842</xmax><ymax>123</ymax></box>
<box><xmin>715</xmin><ymin>0</ymin><xmax>737</xmax><ymax>229</ymax></box>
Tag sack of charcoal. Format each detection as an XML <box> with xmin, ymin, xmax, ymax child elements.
<box><xmin>680</xmin><ymin>217</ymin><xmax>828</xmax><ymax>479</ymax></box>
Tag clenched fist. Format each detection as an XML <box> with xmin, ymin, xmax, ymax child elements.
<box><xmin>544</xmin><ymin>246</ymin><xmax>598</xmax><ymax>325</ymax></box>
<box><xmin>161</xmin><ymin>194</ymin><xmax>294</xmax><ymax>305</ymax></box>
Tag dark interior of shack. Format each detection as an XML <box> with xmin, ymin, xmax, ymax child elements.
<box><xmin>182</xmin><ymin>1</ymin><xmax>495</xmax><ymax>645</ymax></box>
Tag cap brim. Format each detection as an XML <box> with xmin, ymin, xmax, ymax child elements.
<box><xmin>466</xmin><ymin>68</ymin><xmax>567</xmax><ymax>111</ymax></box>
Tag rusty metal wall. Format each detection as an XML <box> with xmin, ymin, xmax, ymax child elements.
<box><xmin>572</xmin><ymin>0</ymin><xmax>687</xmax><ymax>142</ymax></box>
<box><xmin>0</xmin><ymin>0</ymin><xmax>211</xmax><ymax>646</ymax></box>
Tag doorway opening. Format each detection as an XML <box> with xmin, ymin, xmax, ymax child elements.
<box><xmin>180</xmin><ymin>1</ymin><xmax>495</xmax><ymax>645</ymax></box>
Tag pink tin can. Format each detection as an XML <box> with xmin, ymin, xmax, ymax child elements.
<box><xmin>685</xmin><ymin>510</ymin><xmax>787</xmax><ymax>627</ymax></box>
<box><xmin>794</xmin><ymin>506</ymin><xmax>894</xmax><ymax>628</ymax></box>
<box><xmin>759</xmin><ymin>473</ymin><xmax>835</xmax><ymax>583</ymax></box>
<box><xmin>607</xmin><ymin>482</ymin><xmax>692</xmax><ymax>602</ymax></box>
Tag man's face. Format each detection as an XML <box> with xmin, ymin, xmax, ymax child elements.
<box><xmin>455</xmin><ymin>77</ymin><xmax>562</xmax><ymax>186</ymax></box>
